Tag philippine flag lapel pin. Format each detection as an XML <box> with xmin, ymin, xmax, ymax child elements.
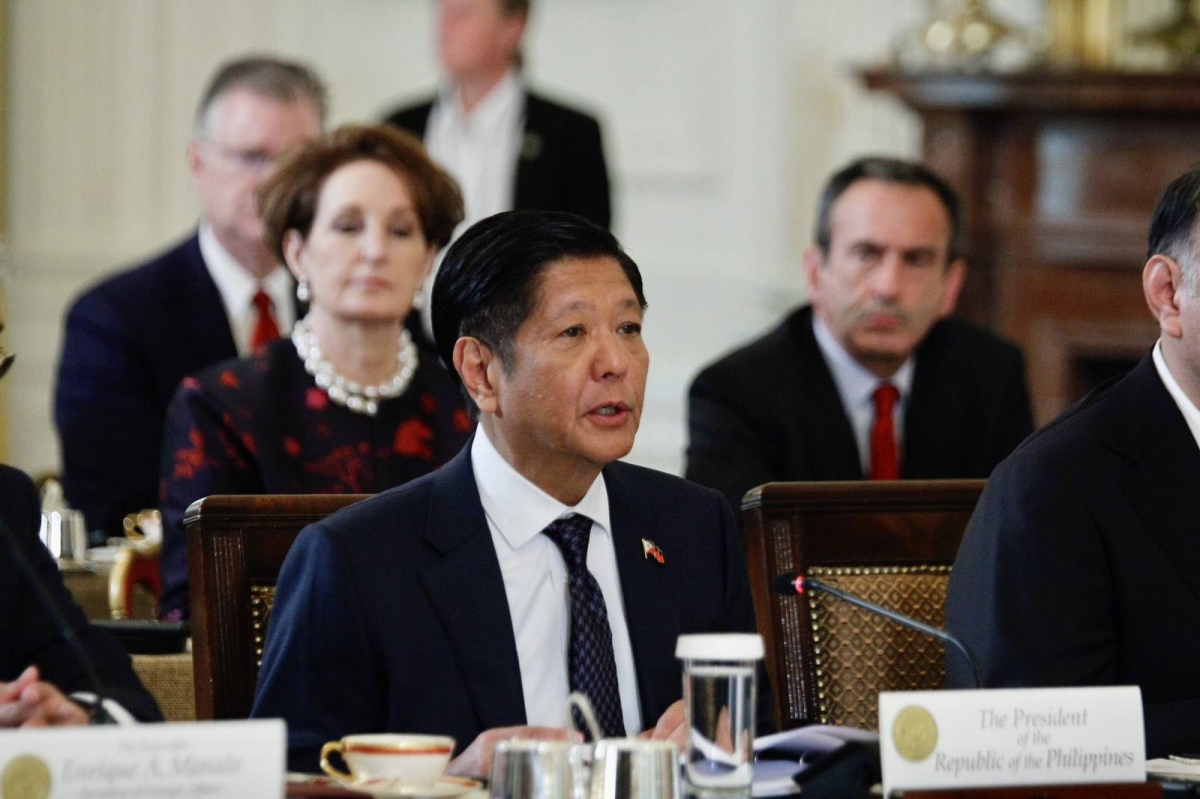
<box><xmin>642</xmin><ymin>539</ymin><xmax>665</xmax><ymax>565</ymax></box>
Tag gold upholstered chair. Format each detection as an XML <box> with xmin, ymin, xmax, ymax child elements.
<box><xmin>185</xmin><ymin>494</ymin><xmax>367</xmax><ymax>720</ymax></box>
<box><xmin>132</xmin><ymin>652</ymin><xmax>195</xmax><ymax>722</ymax></box>
<box><xmin>741</xmin><ymin>480</ymin><xmax>984</xmax><ymax>732</ymax></box>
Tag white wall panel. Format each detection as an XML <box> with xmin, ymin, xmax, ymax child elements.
<box><xmin>5</xmin><ymin>0</ymin><xmax>1047</xmax><ymax>478</ymax></box>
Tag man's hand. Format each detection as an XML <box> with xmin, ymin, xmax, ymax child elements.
<box><xmin>639</xmin><ymin>699</ymin><xmax>688</xmax><ymax>750</ymax></box>
<box><xmin>446</xmin><ymin>726</ymin><xmax>581</xmax><ymax>779</ymax></box>
<box><xmin>0</xmin><ymin>666</ymin><xmax>91</xmax><ymax>728</ymax></box>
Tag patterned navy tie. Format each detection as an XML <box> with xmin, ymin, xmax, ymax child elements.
<box><xmin>542</xmin><ymin>513</ymin><xmax>626</xmax><ymax>739</ymax></box>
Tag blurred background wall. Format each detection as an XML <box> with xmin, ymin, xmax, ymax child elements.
<box><xmin>0</xmin><ymin>0</ymin><xmax>1172</xmax><ymax>478</ymax></box>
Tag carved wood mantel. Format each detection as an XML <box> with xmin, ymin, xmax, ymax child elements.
<box><xmin>860</xmin><ymin>69</ymin><xmax>1200</xmax><ymax>423</ymax></box>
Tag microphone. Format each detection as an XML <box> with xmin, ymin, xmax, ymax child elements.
<box><xmin>773</xmin><ymin>572</ymin><xmax>983</xmax><ymax>690</ymax></box>
<box><xmin>0</xmin><ymin>515</ymin><xmax>113</xmax><ymax>724</ymax></box>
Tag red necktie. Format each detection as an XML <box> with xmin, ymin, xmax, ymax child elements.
<box><xmin>250</xmin><ymin>290</ymin><xmax>280</xmax><ymax>352</ymax></box>
<box><xmin>869</xmin><ymin>383</ymin><xmax>901</xmax><ymax>480</ymax></box>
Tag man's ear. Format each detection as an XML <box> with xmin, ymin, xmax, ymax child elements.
<box><xmin>938</xmin><ymin>258</ymin><xmax>968</xmax><ymax>318</ymax></box>
<box><xmin>453</xmin><ymin>337</ymin><xmax>500</xmax><ymax>415</ymax></box>
<box><xmin>803</xmin><ymin>245</ymin><xmax>825</xmax><ymax>302</ymax></box>
<box><xmin>1144</xmin><ymin>254</ymin><xmax>1185</xmax><ymax>339</ymax></box>
<box><xmin>186</xmin><ymin>140</ymin><xmax>204</xmax><ymax>181</ymax></box>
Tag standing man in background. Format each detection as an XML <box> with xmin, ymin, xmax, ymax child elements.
<box><xmin>386</xmin><ymin>0</ymin><xmax>611</xmax><ymax>231</ymax></box>
<box><xmin>55</xmin><ymin>55</ymin><xmax>326</xmax><ymax>538</ymax></box>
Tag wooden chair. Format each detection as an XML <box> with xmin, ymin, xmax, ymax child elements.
<box><xmin>132</xmin><ymin>652</ymin><xmax>195</xmax><ymax>722</ymax></box>
<box><xmin>186</xmin><ymin>494</ymin><xmax>368</xmax><ymax>720</ymax></box>
<box><xmin>742</xmin><ymin>480</ymin><xmax>984</xmax><ymax>732</ymax></box>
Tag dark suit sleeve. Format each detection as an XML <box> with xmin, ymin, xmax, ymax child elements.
<box><xmin>158</xmin><ymin>379</ymin><xmax>261</xmax><ymax>621</ymax></box>
<box><xmin>251</xmin><ymin>524</ymin><xmax>383</xmax><ymax>773</ymax></box>
<box><xmin>946</xmin><ymin>452</ymin><xmax>1118</xmax><ymax>692</ymax></box>
<box><xmin>686</xmin><ymin>365</ymin><xmax>779</xmax><ymax>514</ymax></box>
<box><xmin>1</xmin><ymin>468</ymin><xmax>162</xmax><ymax>722</ymax></box>
<box><xmin>563</xmin><ymin>114</ymin><xmax>611</xmax><ymax>229</ymax></box>
<box><xmin>56</xmin><ymin>289</ymin><xmax>164</xmax><ymax>537</ymax></box>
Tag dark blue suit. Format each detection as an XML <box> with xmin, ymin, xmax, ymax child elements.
<box><xmin>55</xmin><ymin>234</ymin><xmax>240</xmax><ymax>537</ymax></box>
<box><xmin>252</xmin><ymin>443</ymin><xmax>762</xmax><ymax>773</ymax></box>
<box><xmin>0</xmin><ymin>465</ymin><xmax>161</xmax><ymax>721</ymax></box>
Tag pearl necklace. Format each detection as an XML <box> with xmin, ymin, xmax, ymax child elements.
<box><xmin>292</xmin><ymin>317</ymin><xmax>418</xmax><ymax>417</ymax></box>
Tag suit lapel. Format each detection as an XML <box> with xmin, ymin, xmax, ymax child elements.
<box><xmin>514</xmin><ymin>92</ymin><xmax>546</xmax><ymax>210</ymax></box>
<box><xmin>793</xmin><ymin>309</ymin><xmax>863</xmax><ymax>478</ymax></box>
<box><xmin>904</xmin><ymin>325</ymin><xmax>968</xmax><ymax>478</ymax></box>
<box><xmin>604</xmin><ymin>464</ymin><xmax>680</xmax><ymax>726</ymax></box>
<box><xmin>1107</xmin><ymin>357</ymin><xmax>1200</xmax><ymax>604</ymax></box>
<box><xmin>418</xmin><ymin>445</ymin><xmax>527</xmax><ymax>730</ymax></box>
<box><xmin>177</xmin><ymin>234</ymin><xmax>239</xmax><ymax>366</ymax></box>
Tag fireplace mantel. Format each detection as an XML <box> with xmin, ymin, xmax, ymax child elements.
<box><xmin>862</xmin><ymin>68</ymin><xmax>1192</xmax><ymax>423</ymax></box>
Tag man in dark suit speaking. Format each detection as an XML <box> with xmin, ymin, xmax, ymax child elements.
<box><xmin>946</xmin><ymin>168</ymin><xmax>1200</xmax><ymax>758</ymax></box>
<box><xmin>686</xmin><ymin>158</ymin><xmax>1033</xmax><ymax>510</ymax></box>
<box><xmin>252</xmin><ymin>212</ymin><xmax>762</xmax><ymax>774</ymax></box>
<box><xmin>54</xmin><ymin>56</ymin><xmax>325</xmax><ymax>538</ymax></box>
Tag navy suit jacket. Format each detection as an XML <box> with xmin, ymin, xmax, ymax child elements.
<box><xmin>386</xmin><ymin>90</ymin><xmax>611</xmax><ymax>229</ymax></box>
<box><xmin>0</xmin><ymin>465</ymin><xmax>161</xmax><ymax>721</ymax></box>
<box><xmin>252</xmin><ymin>443</ymin><xmax>762</xmax><ymax>773</ymax></box>
<box><xmin>686</xmin><ymin>305</ymin><xmax>1034</xmax><ymax>511</ymax></box>
<box><xmin>56</xmin><ymin>234</ymin><xmax>242</xmax><ymax>536</ymax></box>
<box><xmin>946</xmin><ymin>354</ymin><xmax>1200</xmax><ymax>758</ymax></box>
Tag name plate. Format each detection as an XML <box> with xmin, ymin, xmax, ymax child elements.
<box><xmin>0</xmin><ymin>719</ymin><xmax>284</xmax><ymax>798</ymax></box>
<box><xmin>879</xmin><ymin>686</ymin><xmax>1144</xmax><ymax>796</ymax></box>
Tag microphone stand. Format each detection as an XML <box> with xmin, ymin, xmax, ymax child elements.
<box><xmin>781</xmin><ymin>573</ymin><xmax>984</xmax><ymax>690</ymax></box>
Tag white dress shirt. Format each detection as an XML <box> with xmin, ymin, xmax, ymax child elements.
<box><xmin>425</xmin><ymin>70</ymin><xmax>525</xmax><ymax>231</ymax></box>
<box><xmin>1152</xmin><ymin>339</ymin><xmax>1200</xmax><ymax>451</ymax></box>
<box><xmin>198</xmin><ymin>222</ymin><xmax>295</xmax><ymax>356</ymax></box>
<box><xmin>812</xmin><ymin>315</ymin><xmax>915</xmax><ymax>475</ymax></box>
<box><xmin>470</xmin><ymin>426</ymin><xmax>643</xmax><ymax>735</ymax></box>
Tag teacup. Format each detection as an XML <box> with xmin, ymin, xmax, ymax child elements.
<box><xmin>320</xmin><ymin>733</ymin><xmax>455</xmax><ymax>788</ymax></box>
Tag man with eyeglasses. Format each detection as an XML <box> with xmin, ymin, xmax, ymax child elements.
<box><xmin>55</xmin><ymin>56</ymin><xmax>326</xmax><ymax>539</ymax></box>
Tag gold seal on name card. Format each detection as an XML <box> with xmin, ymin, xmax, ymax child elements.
<box><xmin>1</xmin><ymin>754</ymin><xmax>52</xmax><ymax>799</ymax></box>
<box><xmin>892</xmin><ymin>705</ymin><xmax>938</xmax><ymax>763</ymax></box>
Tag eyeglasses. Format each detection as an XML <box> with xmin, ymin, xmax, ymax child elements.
<box><xmin>0</xmin><ymin>322</ymin><xmax>13</xmax><ymax>382</ymax></box>
<box><xmin>199</xmin><ymin>139</ymin><xmax>278</xmax><ymax>172</ymax></box>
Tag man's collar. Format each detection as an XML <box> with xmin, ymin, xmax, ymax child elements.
<box><xmin>471</xmin><ymin>424</ymin><xmax>610</xmax><ymax>551</ymax></box>
<box><xmin>812</xmin><ymin>312</ymin><xmax>915</xmax><ymax>406</ymax></box>
<box><xmin>197</xmin><ymin>221</ymin><xmax>290</xmax><ymax>311</ymax></box>
<box><xmin>1152</xmin><ymin>339</ymin><xmax>1200</xmax><ymax>450</ymax></box>
<box><xmin>438</xmin><ymin>69</ymin><xmax>523</xmax><ymax>131</ymax></box>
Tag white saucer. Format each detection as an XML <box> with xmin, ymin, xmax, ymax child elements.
<box><xmin>348</xmin><ymin>776</ymin><xmax>482</xmax><ymax>798</ymax></box>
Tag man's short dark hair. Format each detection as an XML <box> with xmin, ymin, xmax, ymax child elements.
<box><xmin>194</xmin><ymin>55</ymin><xmax>328</xmax><ymax>136</ymax></box>
<box><xmin>1148</xmin><ymin>167</ymin><xmax>1200</xmax><ymax>295</ymax></box>
<box><xmin>815</xmin><ymin>156</ymin><xmax>965</xmax><ymax>264</ymax></box>
<box><xmin>432</xmin><ymin>211</ymin><xmax>647</xmax><ymax>411</ymax></box>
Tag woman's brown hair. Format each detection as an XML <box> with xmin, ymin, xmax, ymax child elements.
<box><xmin>259</xmin><ymin>124</ymin><xmax>464</xmax><ymax>262</ymax></box>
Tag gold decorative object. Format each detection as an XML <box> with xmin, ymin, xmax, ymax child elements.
<box><xmin>1046</xmin><ymin>0</ymin><xmax>1125</xmax><ymax>68</ymax></box>
<box><xmin>1129</xmin><ymin>0</ymin><xmax>1200</xmax><ymax>68</ymax></box>
<box><xmin>894</xmin><ymin>0</ymin><xmax>1038</xmax><ymax>71</ymax></box>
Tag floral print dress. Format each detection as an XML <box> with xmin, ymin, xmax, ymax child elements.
<box><xmin>157</xmin><ymin>337</ymin><xmax>474</xmax><ymax>620</ymax></box>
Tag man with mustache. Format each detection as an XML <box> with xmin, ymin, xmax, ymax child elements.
<box><xmin>686</xmin><ymin>157</ymin><xmax>1033</xmax><ymax>510</ymax></box>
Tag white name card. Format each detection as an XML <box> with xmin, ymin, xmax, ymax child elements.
<box><xmin>879</xmin><ymin>686</ymin><xmax>1144</xmax><ymax>797</ymax></box>
<box><xmin>0</xmin><ymin>719</ymin><xmax>284</xmax><ymax>799</ymax></box>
